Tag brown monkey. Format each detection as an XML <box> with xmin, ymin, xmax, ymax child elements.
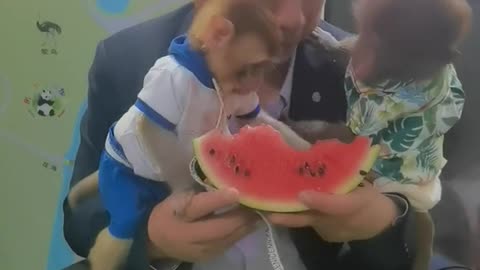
<box><xmin>68</xmin><ymin>1</ymin><xmax>311</xmax><ymax>269</ymax></box>
<box><xmin>304</xmin><ymin>0</ymin><xmax>472</xmax><ymax>269</ymax></box>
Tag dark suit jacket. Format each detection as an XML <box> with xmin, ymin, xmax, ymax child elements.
<box><xmin>63</xmin><ymin>3</ymin><xmax>415</xmax><ymax>270</ymax></box>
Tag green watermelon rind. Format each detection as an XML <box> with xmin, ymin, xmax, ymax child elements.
<box><xmin>192</xmin><ymin>131</ymin><xmax>381</xmax><ymax>213</ymax></box>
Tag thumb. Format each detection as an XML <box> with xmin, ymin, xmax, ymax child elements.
<box><xmin>298</xmin><ymin>190</ymin><xmax>363</xmax><ymax>216</ymax></box>
<box><xmin>182</xmin><ymin>188</ymin><xmax>240</xmax><ymax>222</ymax></box>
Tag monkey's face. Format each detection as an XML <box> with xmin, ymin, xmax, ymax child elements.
<box><xmin>208</xmin><ymin>33</ymin><xmax>274</xmax><ymax>95</ymax></box>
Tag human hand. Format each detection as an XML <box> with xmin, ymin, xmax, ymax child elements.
<box><xmin>147</xmin><ymin>189</ymin><xmax>259</xmax><ymax>262</ymax></box>
<box><xmin>267</xmin><ymin>181</ymin><xmax>400</xmax><ymax>242</ymax></box>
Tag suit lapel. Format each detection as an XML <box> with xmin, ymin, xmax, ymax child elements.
<box><xmin>289</xmin><ymin>40</ymin><xmax>348</xmax><ymax>123</ymax></box>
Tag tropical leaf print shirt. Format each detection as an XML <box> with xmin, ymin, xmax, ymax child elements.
<box><xmin>345</xmin><ymin>63</ymin><xmax>465</xmax><ymax>185</ymax></box>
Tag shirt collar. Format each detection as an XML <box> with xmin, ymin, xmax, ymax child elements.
<box><xmin>168</xmin><ymin>34</ymin><xmax>214</xmax><ymax>89</ymax></box>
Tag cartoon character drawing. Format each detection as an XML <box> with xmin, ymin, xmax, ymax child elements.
<box><xmin>36</xmin><ymin>89</ymin><xmax>56</xmax><ymax>117</ymax></box>
<box><xmin>36</xmin><ymin>19</ymin><xmax>62</xmax><ymax>55</ymax></box>
<box><xmin>24</xmin><ymin>86</ymin><xmax>66</xmax><ymax>118</ymax></box>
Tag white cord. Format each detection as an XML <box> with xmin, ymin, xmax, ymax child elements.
<box><xmin>190</xmin><ymin>79</ymin><xmax>285</xmax><ymax>270</ymax></box>
<box><xmin>189</xmin><ymin>158</ymin><xmax>286</xmax><ymax>270</ymax></box>
<box><xmin>257</xmin><ymin>211</ymin><xmax>286</xmax><ymax>270</ymax></box>
<box><xmin>212</xmin><ymin>79</ymin><xmax>226</xmax><ymax>130</ymax></box>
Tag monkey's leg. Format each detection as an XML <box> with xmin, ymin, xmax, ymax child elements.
<box><xmin>93</xmin><ymin>147</ymin><xmax>151</xmax><ymax>270</ymax></box>
<box><xmin>412</xmin><ymin>212</ymin><xmax>434</xmax><ymax>270</ymax></box>
<box><xmin>88</xmin><ymin>228</ymin><xmax>133</xmax><ymax>270</ymax></box>
<box><xmin>68</xmin><ymin>171</ymin><xmax>99</xmax><ymax>209</ymax></box>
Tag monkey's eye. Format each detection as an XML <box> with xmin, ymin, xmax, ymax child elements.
<box><xmin>237</xmin><ymin>69</ymin><xmax>249</xmax><ymax>80</ymax></box>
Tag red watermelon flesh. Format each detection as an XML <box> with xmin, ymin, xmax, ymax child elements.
<box><xmin>192</xmin><ymin>124</ymin><xmax>380</xmax><ymax>212</ymax></box>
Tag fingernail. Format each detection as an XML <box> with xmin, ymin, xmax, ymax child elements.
<box><xmin>299</xmin><ymin>191</ymin><xmax>312</xmax><ymax>202</ymax></box>
<box><xmin>224</xmin><ymin>188</ymin><xmax>239</xmax><ymax>198</ymax></box>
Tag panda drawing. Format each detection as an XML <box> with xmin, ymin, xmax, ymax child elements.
<box><xmin>37</xmin><ymin>89</ymin><xmax>56</xmax><ymax>117</ymax></box>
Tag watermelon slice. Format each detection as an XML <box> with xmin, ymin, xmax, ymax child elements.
<box><xmin>192</xmin><ymin>124</ymin><xmax>380</xmax><ymax>212</ymax></box>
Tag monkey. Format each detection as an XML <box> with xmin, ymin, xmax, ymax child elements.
<box><xmin>67</xmin><ymin>1</ymin><xmax>311</xmax><ymax>269</ymax></box>
<box><xmin>302</xmin><ymin>0</ymin><xmax>472</xmax><ymax>269</ymax></box>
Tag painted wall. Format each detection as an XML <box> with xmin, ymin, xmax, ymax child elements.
<box><xmin>0</xmin><ymin>1</ymin><xmax>188</xmax><ymax>269</ymax></box>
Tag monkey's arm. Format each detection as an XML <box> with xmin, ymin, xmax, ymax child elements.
<box><xmin>287</xmin><ymin>120</ymin><xmax>356</xmax><ymax>144</ymax></box>
<box><xmin>135</xmin><ymin>115</ymin><xmax>195</xmax><ymax>194</ymax></box>
<box><xmin>311</xmin><ymin>26</ymin><xmax>357</xmax><ymax>52</ymax></box>
<box><xmin>136</xmin><ymin>114</ymin><xmax>199</xmax><ymax>220</ymax></box>
<box><xmin>246</xmin><ymin>110</ymin><xmax>311</xmax><ymax>151</ymax></box>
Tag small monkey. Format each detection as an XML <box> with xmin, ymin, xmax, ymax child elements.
<box><xmin>68</xmin><ymin>0</ymin><xmax>310</xmax><ymax>269</ymax></box>
<box><xmin>306</xmin><ymin>0</ymin><xmax>472</xmax><ymax>269</ymax></box>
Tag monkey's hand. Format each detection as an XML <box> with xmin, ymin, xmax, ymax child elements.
<box><xmin>251</xmin><ymin>111</ymin><xmax>311</xmax><ymax>151</ymax></box>
<box><xmin>312</xmin><ymin>26</ymin><xmax>341</xmax><ymax>49</ymax></box>
<box><xmin>311</xmin><ymin>26</ymin><xmax>357</xmax><ymax>53</ymax></box>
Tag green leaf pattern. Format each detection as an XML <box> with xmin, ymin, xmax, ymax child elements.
<box><xmin>345</xmin><ymin>63</ymin><xmax>464</xmax><ymax>184</ymax></box>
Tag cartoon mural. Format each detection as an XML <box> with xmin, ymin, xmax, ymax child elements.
<box><xmin>36</xmin><ymin>18</ymin><xmax>62</xmax><ymax>55</ymax></box>
<box><xmin>0</xmin><ymin>1</ymin><xmax>188</xmax><ymax>269</ymax></box>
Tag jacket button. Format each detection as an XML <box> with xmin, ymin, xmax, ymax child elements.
<box><xmin>312</xmin><ymin>92</ymin><xmax>322</xmax><ymax>103</ymax></box>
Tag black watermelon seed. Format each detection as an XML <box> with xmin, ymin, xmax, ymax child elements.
<box><xmin>209</xmin><ymin>149</ymin><xmax>215</xmax><ymax>156</ymax></box>
<box><xmin>360</xmin><ymin>170</ymin><xmax>368</xmax><ymax>176</ymax></box>
<box><xmin>304</xmin><ymin>162</ymin><xmax>310</xmax><ymax>169</ymax></box>
<box><xmin>234</xmin><ymin>166</ymin><xmax>240</xmax><ymax>175</ymax></box>
<box><xmin>309</xmin><ymin>171</ymin><xmax>316</xmax><ymax>177</ymax></box>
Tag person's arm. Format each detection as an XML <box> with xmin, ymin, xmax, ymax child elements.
<box><xmin>346</xmin><ymin>193</ymin><xmax>416</xmax><ymax>270</ymax></box>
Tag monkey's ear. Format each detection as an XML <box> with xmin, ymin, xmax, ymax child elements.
<box><xmin>204</xmin><ymin>15</ymin><xmax>234</xmax><ymax>49</ymax></box>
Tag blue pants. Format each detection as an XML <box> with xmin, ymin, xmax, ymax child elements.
<box><xmin>98</xmin><ymin>151</ymin><xmax>171</xmax><ymax>239</ymax></box>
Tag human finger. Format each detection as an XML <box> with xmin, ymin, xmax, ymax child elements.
<box><xmin>190</xmin><ymin>208</ymin><xmax>258</xmax><ymax>243</ymax></box>
<box><xmin>299</xmin><ymin>184</ymin><xmax>373</xmax><ymax>215</ymax></box>
<box><xmin>182</xmin><ymin>189</ymin><xmax>240</xmax><ymax>222</ymax></box>
<box><xmin>196</xmin><ymin>219</ymin><xmax>258</xmax><ymax>250</ymax></box>
<box><xmin>187</xmin><ymin>222</ymin><xmax>255</xmax><ymax>263</ymax></box>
